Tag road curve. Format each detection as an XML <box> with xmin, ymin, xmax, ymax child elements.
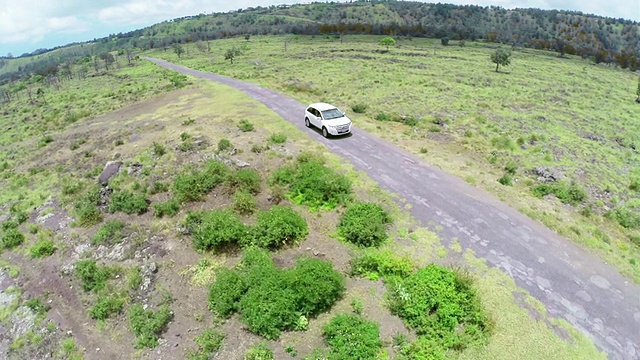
<box><xmin>144</xmin><ymin>57</ymin><xmax>640</xmax><ymax>360</ymax></box>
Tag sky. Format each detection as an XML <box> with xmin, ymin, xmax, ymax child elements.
<box><xmin>0</xmin><ymin>0</ymin><xmax>638</xmax><ymax>57</ymax></box>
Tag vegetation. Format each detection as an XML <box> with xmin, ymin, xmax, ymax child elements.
<box><xmin>128</xmin><ymin>304</ymin><xmax>173</xmax><ymax>348</ymax></box>
<box><xmin>232</xmin><ymin>190</ymin><xmax>258</xmax><ymax>215</ymax></box>
<box><xmin>252</xmin><ymin>206</ymin><xmax>308</xmax><ymax>248</ymax></box>
<box><xmin>153</xmin><ymin>199</ymin><xmax>181</xmax><ymax>218</ymax></box>
<box><xmin>1</xmin><ymin>228</ymin><xmax>25</xmax><ymax>250</ymax></box>
<box><xmin>89</xmin><ymin>295</ymin><xmax>125</xmax><ymax>320</ymax></box>
<box><xmin>226</xmin><ymin>168</ymin><xmax>261</xmax><ymax>195</ymax></box>
<box><xmin>92</xmin><ymin>220</ymin><xmax>125</xmax><ymax>245</ymax></box>
<box><xmin>174</xmin><ymin>160</ymin><xmax>230</xmax><ymax>203</ymax></box>
<box><xmin>322</xmin><ymin>314</ymin><xmax>381</xmax><ymax>360</ymax></box>
<box><xmin>337</xmin><ymin>202</ymin><xmax>392</xmax><ymax>247</ymax></box>
<box><xmin>29</xmin><ymin>238</ymin><xmax>56</xmax><ymax>258</ymax></box>
<box><xmin>245</xmin><ymin>343</ymin><xmax>274</xmax><ymax>360</ymax></box>
<box><xmin>238</xmin><ymin>119</ymin><xmax>255</xmax><ymax>132</ymax></box>
<box><xmin>490</xmin><ymin>48</ymin><xmax>512</xmax><ymax>72</ymax></box>
<box><xmin>268</xmin><ymin>133</ymin><xmax>287</xmax><ymax>144</ymax></box>
<box><xmin>208</xmin><ymin>248</ymin><xmax>344</xmax><ymax>339</ymax></box>
<box><xmin>186</xmin><ymin>209</ymin><xmax>249</xmax><ymax>252</ymax></box>
<box><xmin>73</xmin><ymin>187</ymin><xmax>103</xmax><ymax>226</ymax></box>
<box><xmin>379</xmin><ymin>36</ymin><xmax>396</xmax><ymax>51</ymax></box>
<box><xmin>270</xmin><ymin>153</ymin><xmax>352</xmax><ymax>210</ymax></box>
<box><xmin>74</xmin><ymin>260</ymin><xmax>111</xmax><ymax>293</ymax></box>
<box><xmin>350</xmin><ymin>249</ymin><xmax>414</xmax><ymax>281</ymax></box>
<box><xmin>531</xmin><ymin>181</ymin><xmax>587</xmax><ymax>205</ymax></box>
<box><xmin>187</xmin><ymin>328</ymin><xmax>225</xmax><ymax>359</ymax></box>
<box><xmin>108</xmin><ymin>191</ymin><xmax>149</xmax><ymax>215</ymax></box>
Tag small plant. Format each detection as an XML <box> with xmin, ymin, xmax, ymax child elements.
<box><xmin>269</xmin><ymin>133</ymin><xmax>287</xmax><ymax>144</ymax></box>
<box><xmin>531</xmin><ymin>180</ymin><xmax>587</xmax><ymax>205</ymax></box>
<box><xmin>226</xmin><ymin>168</ymin><xmax>261</xmax><ymax>194</ymax></box>
<box><xmin>233</xmin><ymin>190</ymin><xmax>257</xmax><ymax>215</ymax></box>
<box><xmin>127</xmin><ymin>267</ymin><xmax>143</xmax><ymax>291</ymax></box>
<box><xmin>351</xmin><ymin>103</ymin><xmax>367</xmax><ymax>113</ymax></box>
<box><xmin>128</xmin><ymin>304</ymin><xmax>173</xmax><ymax>348</ymax></box>
<box><xmin>29</xmin><ymin>238</ymin><xmax>56</xmax><ymax>258</ymax></box>
<box><xmin>285</xmin><ymin>345</ymin><xmax>298</xmax><ymax>357</ymax></box>
<box><xmin>114</xmin><ymin>139</ymin><xmax>125</xmax><ymax>146</ymax></box>
<box><xmin>74</xmin><ymin>260</ymin><xmax>110</xmax><ymax>292</ymax></box>
<box><xmin>92</xmin><ymin>220</ymin><xmax>125</xmax><ymax>245</ymax></box>
<box><xmin>150</xmin><ymin>181</ymin><xmax>169</xmax><ymax>194</ymax></box>
<box><xmin>252</xmin><ymin>206</ymin><xmax>308</xmax><ymax>248</ymax></box>
<box><xmin>251</xmin><ymin>144</ymin><xmax>264</xmax><ymax>153</ymax></box>
<box><xmin>419</xmin><ymin>147</ymin><xmax>428</xmax><ymax>154</ymax></box>
<box><xmin>90</xmin><ymin>295</ymin><xmax>124</xmax><ymax>320</ymax></box>
<box><xmin>1</xmin><ymin>228</ymin><xmax>25</xmax><ymax>250</ymax></box>
<box><xmin>74</xmin><ymin>187</ymin><xmax>103</xmax><ymax>226</ymax></box>
<box><xmin>37</xmin><ymin>135</ymin><xmax>54</xmax><ymax>148</ymax></box>
<box><xmin>186</xmin><ymin>209</ymin><xmax>250</xmax><ymax>251</ymax></box>
<box><xmin>238</xmin><ymin>119</ymin><xmax>255</xmax><ymax>132</ymax></box>
<box><xmin>153</xmin><ymin>199</ymin><xmax>181</xmax><ymax>218</ymax></box>
<box><xmin>108</xmin><ymin>191</ymin><xmax>149</xmax><ymax>214</ymax></box>
<box><xmin>182</xmin><ymin>117</ymin><xmax>196</xmax><ymax>126</ymax></box>
<box><xmin>338</xmin><ymin>202</ymin><xmax>392</xmax><ymax>247</ymax></box>
<box><xmin>188</xmin><ymin>328</ymin><xmax>225</xmax><ymax>358</ymax></box>
<box><xmin>351</xmin><ymin>298</ymin><xmax>364</xmax><ymax>315</ymax></box>
<box><xmin>245</xmin><ymin>343</ymin><xmax>274</xmax><ymax>360</ymax></box>
<box><xmin>323</xmin><ymin>314</ymin><xmax>381</xmax><ymax>360</ymax></box>
<box><xmin>498</xmin><ymin>173</ymin><xmax>513</xmax><ymax>186</ymax></box>
<box><xmin>218</xmin><ymin>138</ymin><xmax>233</xmax><ymax>152</ymax></box>
<box><xmin>375</xmin><ymin>112</ymin><xmax>390</xmax><ymax>122</ymax></box>
<box><xmin>350</xmin><ymin>250</ymin><xmax>413</xmax><ymax>281</ymax></box>
<box><xmin>174</xmin><ymin>160</ymin><xmax>230</xmax><ymax>203</ymax></box>
<box><xmin>24</xmin><ymin>297</ymin><xmax>51</xmax><ymax>319</ymax></box>
<box><xmin>152</xmin><ymin>142</ymin><xmax>166</xmax><ymax>157</ymax></box>
<box><xmin>504</xmin><ymin>161</ymin><xmax>518</xmax><ymax>175</ymax></box>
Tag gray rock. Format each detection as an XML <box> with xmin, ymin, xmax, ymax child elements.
<box><xmin>528</xmin><ymin>166</ymin><xmax>566</xmax><ymax>183</ymax></box>
<box><xmin>128</xmin><ymin>163</ymin><xmax>143</xmax><ymax>176</ymax></box>
<box><xmin>98</xmin><ymin>161</ymin><xmax>122</xmax><ymax>186</ymax></box>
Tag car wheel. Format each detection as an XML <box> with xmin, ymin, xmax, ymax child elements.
<box><xmin>305</xmin><ymin>117</ymin><xmax>311</xmax><ymax>128</ymax></box>
<box><xmin>322</xmin><ymin>127</ymin><xmax>329</xmax><ymax>138</ymax></box>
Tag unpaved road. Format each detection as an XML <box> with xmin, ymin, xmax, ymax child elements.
<box><xmin>144</xmin><ymin>57</ymin><xmax>640</xmax><ymax>360</ymax></box>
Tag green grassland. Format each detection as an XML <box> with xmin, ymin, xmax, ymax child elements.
<box><xmin>0</xmin><ymin>54</ymin><xmax>604</xmax><ymax>358</ymax></box>
<box><xmin>146</xmin><ymin>34</ymin><xmax>640</xmax><ymax>282</ymax></box>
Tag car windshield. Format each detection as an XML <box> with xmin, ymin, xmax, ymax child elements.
<box><xmin>321</xmin><ymin>108</ymin><xmax>344</xmax><ymax>120</ymax></box>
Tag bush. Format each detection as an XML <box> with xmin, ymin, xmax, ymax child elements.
<box><xmin>323</xmin><ymin>314</ymin><xmax>381</xmax><ymax>360</ymax></box>
<box><xmin>238</xmin><ymin>119</ymin><xmax>255</xmax><ymax>132</ymax></box>
<box><xmin>128</xmin><ymin>304</ymin><xmax>173</xmax><ymax>348</ymax></box>
<box><xmin>189</xmin><ymin>328</ymin><xmax>225</xmax><ymax>358</ymax></box>
<box><xmin>286</xmin><ymin>258</ymin><xmax>345</xmax><ymax>316</ymax></box>
<box><xmin>504</xmin><ymin>161</ymin><xmax>518</xmax><ymax>175</ymax></box>
<box><xmin>388</xmin><ymin>265</ymin><xmax>491</xmax><ymax>353</ymax></box>
<box><xmin>209</xmin><ymin>269</ymin><xmax>247</xmax><ymax>318</ymax></box>
<box><xmin>92</xmin><ymin>220</ymin><xmax>125</xmax><ymax>245</ymax></box>
<box><xmin>531</xmin><ymin>181</ymin><xmax>587</xmax><ymax>205</ymax></box>
<box><xmin>490</xmin><ymin>135</ymin><xmax>516</xmax><ymax>151</ymax></box>
<box><xmin>29</xmin><ymin>239</ymin><xmax>56</xmax><ymax>258</ymax></box>
<box><xmin>252</xmin><ymin>206</ymin><xmax>308</xmax><ymax>248</ymax></box>
<box><xmin>607</xmin><ymin>207</ymin><xmax>640</xmax><ymax>229</ymax></box>
<box><xmin>245</xmin><ymin>343</ymin><xmax>274</xmax><ymax>360</ymax></box>
<box><xmin>268</xmin><ymin>133</ymin><xmax>287</xmax><ymax>144</ymax></box>
<box><xmin>208</xmin><ymin>249</ymin><xmax>344</xmax><ymax>340</ymax></box>
<box><xmin>375</xmin><ymin>112</ymin><xmax>390</xmax><ymax>121</ymax></box>
<box><xmin>174</xmin><ymin>160</ymin><xmax>230</xmax><ymax>203</ymax></box>
<box><xmin>150</xmin><ymin>181</ymin><xmax>169</xmax><ymax>194</ymax></box>
<box><xmin>74</xmin><ymin>187</ymin><xmax>102</xmax><ymax>226</ymax></box>
<box><xmin>269</xmin><ymin>156</ymin><xmax>352</xmax><ymax>210</ymax></box>
<box><xmin>227</xmin><ymin>168</ymin><xmax>261</xmax><ymax>194</ymax></box>
<box><xmin>74</xmin><ymin>260</ymin><xmax>110</xmax><ymax>292</ymax></box>
<box><xmin>233</xmin><ymin>190</ymin><xmax>257</xmax><ymax>215</ymax></box>
<box><xmin>218</xmin><ymin>138</ymin><xmax>232</xmax><ymax>152</ymax></box>
<box><xmin>351</xmin><ymin>103</ymin><xmax>367</xmax><ymax>113</ymax></box>
<box><xmin>404</xmin><ymin>116</ymin><xmax>419</xmax><ymax>126</ymax></box>
<box><xmin>90</xmin><ymin>295</ymin><xmax>124</xmax><ymax>320</ymax></box>
<box><xmin>187</xmin><ymin>209</ymin><xmax>250</xmax><ymax>251</ymax></box>
<box><xmin>338</xmin><ymin>202</ymin><xmax>391</xmax><ymax>247</ymax></box>
<box><xmin>1</xmin><ymin>228</ymin><xmax>25</xmax><ymax>250</ymax></box>
<box><xmin>350</xmin><ymin>250</ymin><xmax>414</xmax><ymax>281</ymax></box>
<box><xmin>498</xmin><ymin>173</ymin><xmax>513</xmax><ymax>186</ymax></box>
<box><xmin>108</xmin><ymin>191</ymin><xmax>149</xmax><ymax>215</ymax></box>
<box><xmin>37</xmin><ymin>135</ymin><xmax>54</xmax><ymax>147</ymax></box>
<box><xmin>153</xmin><ymin>199</ymin><xmax>180</xmax><ymax>218</ymax></box>
<box><xmin>152</xmin><ymin>142</ymin><xmax>166</xmax><ymax>157</ymax></box>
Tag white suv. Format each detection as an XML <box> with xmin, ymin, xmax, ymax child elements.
<box><xmin>304</xmin><ymin>103</ymin><xmax>352</xmax><ymax>138</ymax></box>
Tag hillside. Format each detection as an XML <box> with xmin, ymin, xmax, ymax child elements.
<box><xmin>0</xmin><ymin>0</ymin><xmax>638</xmax><ymax>82</ymax></box>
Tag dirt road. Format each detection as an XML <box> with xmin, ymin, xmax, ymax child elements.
<box><xmin>144</xmin><ymin>57</ymin><xmax>640</xmax><ymax>360</ymax></box>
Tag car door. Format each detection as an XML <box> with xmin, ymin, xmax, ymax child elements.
<box><xmin>310</xmin><ymin>108</ymin><xmax>321</xmax><ymax>128</ymax></box>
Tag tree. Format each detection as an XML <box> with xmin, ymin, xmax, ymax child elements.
<box><xmin>173</xmin><ymin>44</ymin><xmax>184</xmax><ymax>58</ymax></box>
<box><xmin>245</xmin><ymin>34</ymin><xmax>251</xmax><ymax>41</ymax></box>
<box><xmin>100</xmin><ymin>53</ymin><xmax>114</xmax><ymax>70</ymax></box>
<box><xmin>491</xmin><ymin>48</ymin><xmax>512</xmax><ymax>72</ymax></box>
<box><xmin>636</xmin><ymin>77</ymin><xmax>640</xmax><ymax>103</ymax></box>
<box><xmin>225</xmin><ymin>48</ymin><xmax>240</xmax><ymax>64</ymax></box>
<box><xmin>441</xmin><ymin>37</ymin><xmax>450</xmax><ymax>46</ymax></box>
<box><xmin>379</xmin><ymin>37</ymin><xmax>396</xmax><ymax>51</ymax></box>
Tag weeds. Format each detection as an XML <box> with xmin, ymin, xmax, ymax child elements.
<box><xmin>1</xmin><ymin>228</ymin><xmax>25</xmax><ymax>250</ymax></box>
<box><xmin>245</xmin><ymin>343</ymin><xmax>274</xmax><ymax>360</ymax></box>
<box><xmin>269</xmin><ymin>133</ymin><xmax>287</xmax><ymax>144</ymax></box>
<box><xmin>252</xmin><ymin>206</ymin><xmax>308</xmax><ymax>248</ymax></box>
<box><xmin>238</xmin><ymin>119</ymin><xmax>255</xmax><ymax>132</ymax></box>
<box><xmin>128</xmin><ymin>304</ymin><xmax>173</xmax><ymax>348</ymax></box>
<box><xmin>92</xmin><ymin>220</ymin><xmax>125</xmax><ymax>245</ymax></box>
<box><xmin>232</xmin><ymin>190</ymin><xmax>257</xmax><ymax>215</ymax></box>
<box><xmin>29</xmin><ymin>238</ymin><xmax>56</xmax><ymax>258</ymax></box>
<box><xmin>108</xmin><ymin>191</ymin><xmax>149</xmax><ymax>214</ymax></box>
<box><xmin>89</xmin><ymin>295</ymin><xmax>124</xmax><ymax>320</ymax></box>
<box><xmin>152</xmin><ymin>142</ymin><xmax>166</xmax><ymax>157</ymax></box>
<box><xmin>350</xmin><ymin>249</ymin><xmax>414</xmax><ymax>281</ymax></box>
<box><xmin>351</xmin><ymin>103</ymin><xmax>368</xmax><ymax>113</ymax></box>
<box><xmin>226</xmin><ymin>168</ymin><xmax>261</xmax><ymax>194</ymax></box>
<box><xmin>531</xmin><ymin>180</ymin><xmax>587</xmax><ymax>205</ymax></box>
<box><xmin>73</xmin><ymin>186</ymin><xmax>103</xmax><ymax>226</ymax></box>
<box><xmin>338</xmin><ymin>202</ymin><xmax>392</xmax><ymax>247</ymax></box>
<box><xmin>218</xmin><ymin>138</ymin><xmax>232</xmax><ymax>152</ymax></box>
<box><xmin>74</xmin><ymin>260</ymin><xmax>111</xmax><ymax>293</ymax></box>
<box><xmin>174</xmin><ymin>160</ymin><xmax>229</xmax><ymax>203</ymax></box>
<box><xmin>153</xmin><ymin>199</ymin><xmax>181</xmax><ymax>218</ymax></box>
<box><xmin>187</xmin><ymin>328</ymin><xmax>225</xmax><ymax>359</ymax></box>
<box><xmin>322</xmin><ymin>314</ymin><xmax>381</xmax><ymax>360</ymax></box>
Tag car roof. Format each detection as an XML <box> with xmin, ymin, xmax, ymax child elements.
<box><xmin>308</xmin><ymin>102</ymin><xmax>338</xmax><ymax>111</ymax></box>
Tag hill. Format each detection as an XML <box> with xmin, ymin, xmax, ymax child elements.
<box><xmin>0</xmin><ymin>0</ymin><xmax>638</xmax><ymax>82</ymax></box>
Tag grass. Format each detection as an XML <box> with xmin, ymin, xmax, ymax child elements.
<box><xmin>92</xmin><ymin>220</ymin><xmax>126</xmax><ymax>245</ymax></box>
<box><xmin>128</xmin><ymin>303</ymin><xmax>173</xmax><ymax>348</ymax></box>
<box><xmin>147</xmin><ymin>35</ymin><xmax>640</xmax><ymax>282</ymax></box>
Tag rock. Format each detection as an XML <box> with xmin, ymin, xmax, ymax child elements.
<box><xmin>128</xmin><ymin>163</ymin><xmax>143</xmax><ymax>176</ymax></box>
<box><xmin>98</xmin><ymin>161</ymin><xmax>122</xmax><ymax>186</ymax></box>
<box><xmin>98</xmin><ymin>187</ymin><xmax>113</xmax><ymax>206</ymax></box>
<box><xmin>528</xmin><ymin>166</ymin><xmax>565</xmax><ymax>183</ymax></box>
<box><xmin>112</xmin><ymin>152</ymin><xmax>121</xmax><ymax>160</ymax></box>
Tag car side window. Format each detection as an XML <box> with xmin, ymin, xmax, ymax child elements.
<box><xmin>310</xmin><ymin>108</ymin><xmax>319</xmax><ymax>117</ymax></box>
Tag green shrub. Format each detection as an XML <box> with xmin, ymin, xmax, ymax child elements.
<box><xmin>531</xmin><ymin>181</ymin><xmax>587</xmax><ymax>205</ymax></box>
<box><xmin>338</xmin><ymin>202</ymin><xmax>391</xmax><ymax>247</ymax></box>
<box><xmin>498</xmin><ymin>173</ymin><xmax>513</xmax><ymax>186</ymax></box>
<box><xmin>238</xmin><ymin>119</ymin><xmax>255</xmax><ymax>132</ymax></box>
<box><xmin>193</xmin><ymin>328</ymin><xmax>225</xmax><ymax>355</ymax></box>
<box><xmin>375</xmin><ymin>112</ymin><xmax>390</xmax><ymax>121</ymax></box>
<box><xmin>268</xmin><ymin>133</ymin><xmax>287</xmax><ymax>144</ymax></box>
<box><xmin>209</xmin><ymin>268</ymin><xmax>247</xmax><ymax>318</ymax></box>
<box><xmin>286</xmin><ymin>258</ymin><xmax>345</xmax><ymax>316</ymax></box>
<box><xmin>233</xmin><ymin>190</ymin><xmax>257</xmax><ymax>215</ymax></box>
<box><xmin>227</xmin><ymin>168</ymin><xmax>261</xmax><ymax>194</ymax></box>
<box><xmin>504</xmin><ymin>161</ymin><xmax>518</xmax><ymax>175</ymax></box>
<box><xmin>251</xmin><ymin>144</ymin><xmax>264</xmax><ymax>153</ymax></box>
<box><xmin>269</xmin><ymin>156</ymin><xmax>352</xmax><ymax>210</ymax></box>
<box><xmin>108</xmin><ymin>191</ymin><xmax>149</xmax><ymax>215</ymax></box>
<box><xmin>252</xmin><ymin>206</ymin><xmax>308</xmax><ymax>248</ymax></box>
<box><xmin>350</xmin><ymin>250</ymin><xmax>414</xmax><ymax>280</ymax></box>
<box><xmin>398</xmin><ymin>336</ymin><xmax>447</xmax><ymax>360</ymax></box>
<box><xmin>174</xmin><ymin>160</ymin><xmax>230</xmax><ymax>203</ymax></box>
<box><xmin>323</xmin><ymin>314</ymin><xmax>381</xmax><ymax>360</ymax></box>
<box><xmin>388</xmin><ymin>265</ymin><xmax>491</xmax><ymax>354</ymax></box>
<box><xmin>218</xmin><ymin>138</ymin><xmax>232</xmax><ymax>152</ymax></box>
<box><xmin>74</xmin><ymin>187</ymin><xmax>102</xmax><ymax>226</ymax></box>
<box><xmin>607</xmin><ymin>207</ymin><xmax>640</xmax><ymax>229</ymax></box>
<box><xmin>179</xmin><ymin>138</ymin><xmax>195</xmax><ymax>152</ymax></box>
<box><xmin>92</xmin><ymin>220</ymin><xmax>125</xmax><ymax>245</ymax></box>
<box><xmin>629</xmin><ymin>178</ymin><xmax>640</xmax><ymax>192</ymax></box>
<box><xmin>74</xmin><ymin>260</ymin><xmax>110</xmax><ymax>292</ymax></box>
<box><xmin>405</xmin><ymin>116</ymin><xmax>419</xmax><ymax>126</ymax></box>
<box><xmin>152</xmin><ymin>142</ymin><xmax>166</xmax><ymax>157</ymax></box>
<box><xmin>351</xmin><ymin>103</ymin><xmax>367</xmax><ymax>113</ymax></box>
<box><xmin>490</xmin><ymin>135</ymin><xmax>516</xmax><ymax>151</ymax></box>
<box><xmin>24</xmin><ymin>297</ymin><xmax>50</xmax><ymax>318</ymax></box>
<box><xmin>1</xmin><ymin>219</ymin><xmax>18</xmax><ymax>231</ymax></box>
<box><xmin>186</xmin><ymin>209</ymin><xmax>250</xmax><ymax>251</ymax></box>
<box><xmin>1</xmin><ymin>228</ymin><xmax>25</xmax><ymax>250</ymax></box>
<box><xmin>37</xmin><ymin>135</ymin><xmax>54</xmax><ymax>147</ymax></box>
<box><xmin>153</xmin><ymin>199</ymin><xmax>180</xmax><ymax>218</ymax></box>
<box><xmin>90</xmin><ymin>295</ymin><xmax>124</xmax><ymax>320</ymax></box>
<box><xmin>245</xmin><ymin>343</ymin><xmax>274</xmax><ymax>360</ymax></box>
<box><xmin>128</xmin><ymin>304</ymin><xmax>173</xmax><ymax>348</ymax></box>
<box><xmin>29</xmin><ymin>239</ymin><xmax>56</xmax><ymax>258</ymax></box>
<box><xmin>150</xmin><ymin>181</ymin><xmax>169</xmax><ymax>194</ymax></box>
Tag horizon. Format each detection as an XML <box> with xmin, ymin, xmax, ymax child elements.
<box><xmin>1</xmin><ymin>0</ymin><xmax>638</xmax><ymax>57</ymax></box>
